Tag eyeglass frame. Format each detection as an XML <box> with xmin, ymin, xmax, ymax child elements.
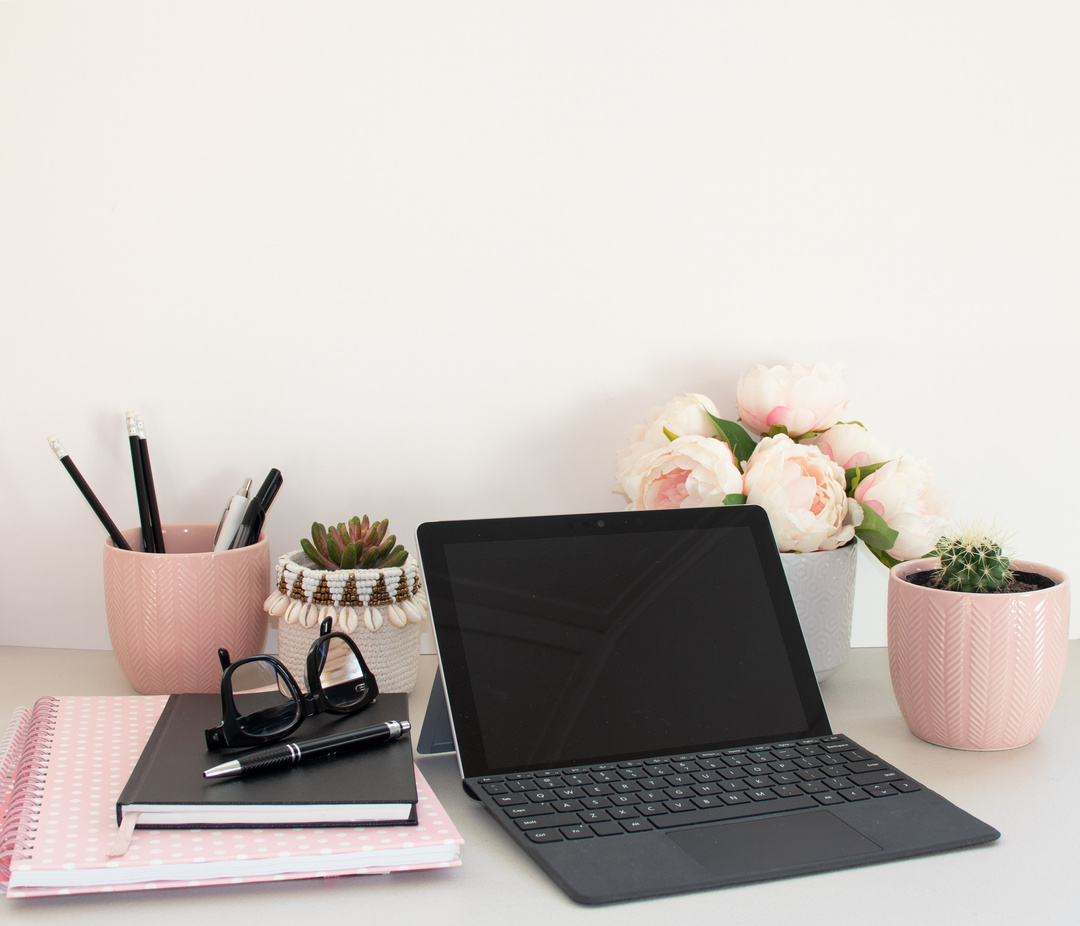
<box><xmin>204</xmin><ymin>617</ymin><xmax>379</xmax><ymax>749</ymax></box>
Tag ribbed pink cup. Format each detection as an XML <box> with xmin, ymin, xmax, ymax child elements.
<box><xmin>888</xmin><ymin>558</ymin><xmax>1070</xmax><ymax>750</ymax></box>
<box><xmin>103</xmin><ymin>523</ymin><xmax>270</xmax><ymax>695</ymax></box>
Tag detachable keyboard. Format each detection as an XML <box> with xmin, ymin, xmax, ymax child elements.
<box><xmin>470</xmin><ymin>734</ymin><xmax>921</xmax><ymax>844</ymax></box>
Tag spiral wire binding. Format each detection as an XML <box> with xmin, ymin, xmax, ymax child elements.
<box><xmin>0</xmin><ymin>698</ymin><xmax>60</xmax><ymax>889</ymax></box>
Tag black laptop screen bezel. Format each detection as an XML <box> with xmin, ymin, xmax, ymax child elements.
<box><xmin>417</xmin><ymin>505</ymin><xmax>832</xmax><ymax>780</ymax></box>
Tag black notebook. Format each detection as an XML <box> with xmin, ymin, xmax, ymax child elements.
<box><xmin>117</xmin><ymin>692</ymin><xmax>417</xmax><ymax>829</ymax></box>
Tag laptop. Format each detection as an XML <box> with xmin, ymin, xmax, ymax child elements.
<box><xmin>415</xmin><ymin>505</ymin><xmax>999</xmax><ymax>904</ymax></box>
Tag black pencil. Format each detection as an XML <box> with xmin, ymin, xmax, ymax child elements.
<box><xmin>136</xmin><ymin>414</ymin><xmax>166</xmax><ymax>553</ymax></box>
<box><xmin>48</xmin><ymin>434</ymin><xmax>133</xmax><ymax>551</ymax></box>
<box><xmin>126</xmin><ymin>412</ymin><xmax>155</xmax><ymax>552</ymax></box>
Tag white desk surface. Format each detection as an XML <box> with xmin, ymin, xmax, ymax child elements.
<box><xmin>1</xmin><ymin>642</ymin><xmax>1076</xmax><ymax>924</ymax></box>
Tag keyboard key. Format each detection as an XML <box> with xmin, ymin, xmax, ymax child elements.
<box><xmin>505</xmin><ymin>804</ymin><xmax>552</xmax><ymax>818</ymax></box>
<box><xmin>578</xmin><ymin>809</ymin><xmax>610</xmax><ymax>823</ymax></box>
<box><xmin>837</xmin><ymin>788</ymin><xmax>871</xmax><ymax>801</ymax></box>
<box><xmin>865</xmin><ymin>785</ymin><xmax>899</xmax><ymax>798</ymax></box>
<box><xmin>620</xmin><ymin>819</ymin><xmax>653</xmax><ymax>833</ymax></box>
<box><xmin>607</xmin><ymin>807</ymin><xmax>640</xmax><ymax>820</ymax></box>
<box><xmin>560</xmin><ymin>825</ymin><xmax>593</xmax><ymax>840</ymax></box>
<box><xmin>813</xmin><ymin>792</ymin><xmax>845</xmax><ymax>805</ymax></box>
<box><xmin>850</xmin><ymin>769</ymin><xmax>901</xmax><ymax>786</ymax></box>
<box><xmin>517</xmin><ymin>812</ymin><xmax>581</xmax><ymax>829</ymax></box>
<box><xmin>590</xmin><ymin>821</ymin><xmax>624</xmax><ymax>837</ymax></box>
<box><xmin>525</xmin><ymin>829</ymin><xmax>563</xmax><ymax>843</ymax></box>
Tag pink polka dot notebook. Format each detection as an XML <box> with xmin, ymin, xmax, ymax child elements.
<box><xmin>0</xmin><ymin>696</ymin><xmax>462</xmax><ymax>898</ymax></box>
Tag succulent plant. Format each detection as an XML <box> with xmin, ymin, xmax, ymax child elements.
<box><xmin>932</xmin><ymin>527</ymin><xmax>1013</xmax><ymax>593</ymax></box>
<box><xmin>301</xmin><ymin>515</ymin><xmax>408</xmax><ymax>571</ymax></box>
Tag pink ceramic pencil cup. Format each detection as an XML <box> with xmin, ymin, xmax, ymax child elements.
<box><xmin>103</xmin><ymin>523</ymin><xmax>270</xmax><ymax>695</ymax></box>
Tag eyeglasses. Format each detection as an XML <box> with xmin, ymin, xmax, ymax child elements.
<box><xmin>204</xmin><ymin>617</ymin><xmax>379</xmax><ymax>749</ymax></box>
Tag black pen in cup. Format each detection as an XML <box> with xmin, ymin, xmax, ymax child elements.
<box><xmin>229</xmin><ymin>468</ymin><xmax>282</xmax><ymax>549</ymax></box>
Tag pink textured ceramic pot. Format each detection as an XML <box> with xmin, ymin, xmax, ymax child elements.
<box><xmin>887</xmin><ymin>558</ymin><xmax>1070</xmax><ymax>750</ymax></box>
<box><xmin>103</xmin><ymin>523</ymin><xmax>270</xmax><ymax>695</ymax></box>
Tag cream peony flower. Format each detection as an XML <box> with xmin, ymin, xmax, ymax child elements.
<box><xmin>853</xmin><ymin>457</ymin><xmax>951</xmax><ymax>561</ymax></box>
<box><xmin>614</xmin><ymin>393</ymin><xmax>720</xmax><ymax>499</ymax></box>
<box><xmin>622</xmin><ymin>434</ymin><xmax>744</xmax><ymax>510</ymax></box>
<box><xmin>736</xmin><ymin>363</ymin><xmax>848</xmax><ymax>438</ymax></box>
<box><xmin>807</xmin><ymin>422</ymin><xmax>894</xmax><ymax>470</ymax></box>
<box><xmin>742</xmin><ymin>434</ymin><xmax>855</xmax><ymax>553</ymax></box>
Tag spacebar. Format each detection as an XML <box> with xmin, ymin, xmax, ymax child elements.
<box><xmin>649</xmin><ymin>795</ymin><xmax>818</xmax><ymax>829</ymax></box>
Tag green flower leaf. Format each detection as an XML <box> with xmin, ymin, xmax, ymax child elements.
<box><xmin>723</xmin><ymin>493</ymin><xmax>748</xmax><ymax>506</ymax></box>
<box><xmin>705</xmin><ymin>413</ymin><xmax>757</xmax><ymax>466</ymax></box>
<box><xmin>662</xmin><ymin>426</ymin><xmax>680</xmax><ymax>441</ymax></box>
<box><xmin>845</xmin><ymin>460</ymin><xmax>888</xmax><ymax>494</ymax></box>
<box><xmin>851</xmin><ymin>500</ymin><xmax>899</xmax><ymax>553</ymax></box>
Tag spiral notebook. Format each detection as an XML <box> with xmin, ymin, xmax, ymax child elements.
<box><xmin>0</xmin><ymin>695</ymin><xmax>462</xmax><ymax>898</ymax></box>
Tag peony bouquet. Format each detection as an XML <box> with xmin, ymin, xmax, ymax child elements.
<box><xmin>613</xmin><ymin>363</ymin><xmax>950</xmax><ymax>566</ymax></box>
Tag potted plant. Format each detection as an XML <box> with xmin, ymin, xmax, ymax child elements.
<box><xmin>263</xmin><ymin>515</ymin><xmax>428</xmax><ymax>693</ymax></box>
<box><xmin>887</xmin><ymin>527</ymin><xmax>1070</xmax><ymax>750</ymax></box>
<box><xmin>613</xmin><ymin>363</ymin><xmax>951</xmax><ymax>681</ymax></box>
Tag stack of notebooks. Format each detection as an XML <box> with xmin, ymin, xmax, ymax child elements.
<box><xmin>0</xmin><ymin>691</ymin><xmax>462</xmax><ymax>898</ymax></box>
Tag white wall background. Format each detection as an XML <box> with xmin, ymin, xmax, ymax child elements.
<box><xmin>2</xmin><ymin>2</ymin><xmax>1077</xmax><ymax>653</ymax></box>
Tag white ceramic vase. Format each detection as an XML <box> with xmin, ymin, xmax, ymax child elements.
<box><xmin>780</xmin><ymin>542</ymin><xmax>857</xmax><ymax>683</ymax></box>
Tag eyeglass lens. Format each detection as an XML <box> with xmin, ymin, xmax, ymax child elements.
<box><xmin>312</xmin><ymin>635</ymin><xmax>372</xmax><ymax>710</ymax></box>
<box><xmin>229</xmin><ymin>658</ymin><xmax>302</xmax><ymax>739</ymax></box>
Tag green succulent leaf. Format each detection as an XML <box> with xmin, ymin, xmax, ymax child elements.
<box><xmin>326</xmin><ymin>535</ymin><xmax>343</xmax><ymax>565</ymax></box>
<box><xmin>301</xmin><ymin>537</ymin><xmax>337</xmax><ymax>570</ymax></box>
<box><xmin>339</xmin><ymin>543</ymin><xmax>358</xmax><ymax>570</ymax></box>
<box><xmin>310</xmin><ymin>522</ymin><xmax>329</xmax><ymax>558</ymax></box>
<box><xmin>369</xmin><ymin>518</ymin><xmax>389</xmax><ymax>547</ymax></box>
<box><xmin>383</xmin><ymin>546</ymin><xmax>408</xmax><ymax>568</ymax></box>
<box><xmin>347</xmin><ymin>516</ymin><xmax>363</xmax><ymax>543</ymax></box>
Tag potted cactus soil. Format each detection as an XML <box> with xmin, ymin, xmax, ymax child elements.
<box><xmin>264</xmin><ymin>516</ymin><xmax>427</xmax><ymax>692</ymax></box>
<box><xmin>887</xmin><ymin>528</ymin><xmax>1070</xmax><ymax>750</ymax></box>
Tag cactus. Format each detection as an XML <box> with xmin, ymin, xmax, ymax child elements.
<box><xmin>932</xmin><ymin>527</ymin><xmax>1013</xmax><ymax>593</ymax></box>
<box><xmin>301</xmin><ymin>515</ymin><xmax>408</xmax><ymax>571</ymax></box>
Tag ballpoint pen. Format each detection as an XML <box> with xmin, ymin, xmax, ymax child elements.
<box><xmin>203</xmin><ymin>720</ymin><xmax>411</xmax><ymax>779</ymax></box>
<box><xmin>48</xmin><ymin>435</ymin><xmax>133</xmax><ymax>551</ymax></box>
<box><xmin>228</xmin><ymin>467</ymin><xmax>282</xmax><ymax>549</ymax></box>
<box><xmin>213</xmin><ymin>476</ymin><xmax>252</xmax><ymax>552</ymax></box>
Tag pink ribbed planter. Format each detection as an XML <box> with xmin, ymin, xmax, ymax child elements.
<box><xmin>887</xmin><ymin>558</ymin><xmax>1070</xmax><ymax>751</ymax></box>
<box><xmin>103</xmin><ymin>523</ymin><xmax>270</xmax><ymax>695</ymax></box>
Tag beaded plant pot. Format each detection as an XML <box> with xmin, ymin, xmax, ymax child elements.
<box><xmin>264</xmin><ymin>550</ymin><xmax>427</xmax><ymax>693</ymax></box>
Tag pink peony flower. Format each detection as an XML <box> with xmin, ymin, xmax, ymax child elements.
<box><xmin>622</xmin><ymin>435</ymin><xmax>744</xmax><ymax>511</ymax></box>
<box><xmin>736</xmin><ymin>363</ymin><xmax>848</xmax><ymax>438</ymax></box>
<box><xmin>853</xmin><ymin>457</ymin><xmax>951</xmax><ymax>560</ymax></box>
<box><xmin>614</xmin><ymin>393</ymin><xmax>720</xmax><ymax>498</ymax></box>
<box><xmin>742</xmin><ymin>434</ymin><xmax>855</xmax><ymax>552</ymax></box>
<box><xmin>807</xmin><ymin>422</ymin><xmax>894</xmax><ymax>470</ymax></box>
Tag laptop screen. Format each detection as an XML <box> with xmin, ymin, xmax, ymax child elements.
<box><xmin>417</xmin><ymin>506</ymin><xmax>830</xmax><ymax>778</ymax></box>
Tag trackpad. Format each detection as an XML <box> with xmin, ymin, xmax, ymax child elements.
<box><xmin>667</xmin><ymin>811</ymin><xmax>882</xmax><ymax>877</ymax></box>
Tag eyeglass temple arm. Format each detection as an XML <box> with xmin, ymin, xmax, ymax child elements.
<box><xmin>216</xmin><ymin>648</ymin><xmax>232</xmax><ymax>672</ymax></box>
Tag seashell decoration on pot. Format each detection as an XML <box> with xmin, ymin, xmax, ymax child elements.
<box><xmin>264</xmin><ymin>549</ymin><xmax>428</xmax><ymax>693</ymax></box>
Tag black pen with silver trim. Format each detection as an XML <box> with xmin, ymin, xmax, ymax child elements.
<box><xmin>203</xmin><ymin>720</ymin><xmax>411</xmax><ymax>779</ymax></box>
